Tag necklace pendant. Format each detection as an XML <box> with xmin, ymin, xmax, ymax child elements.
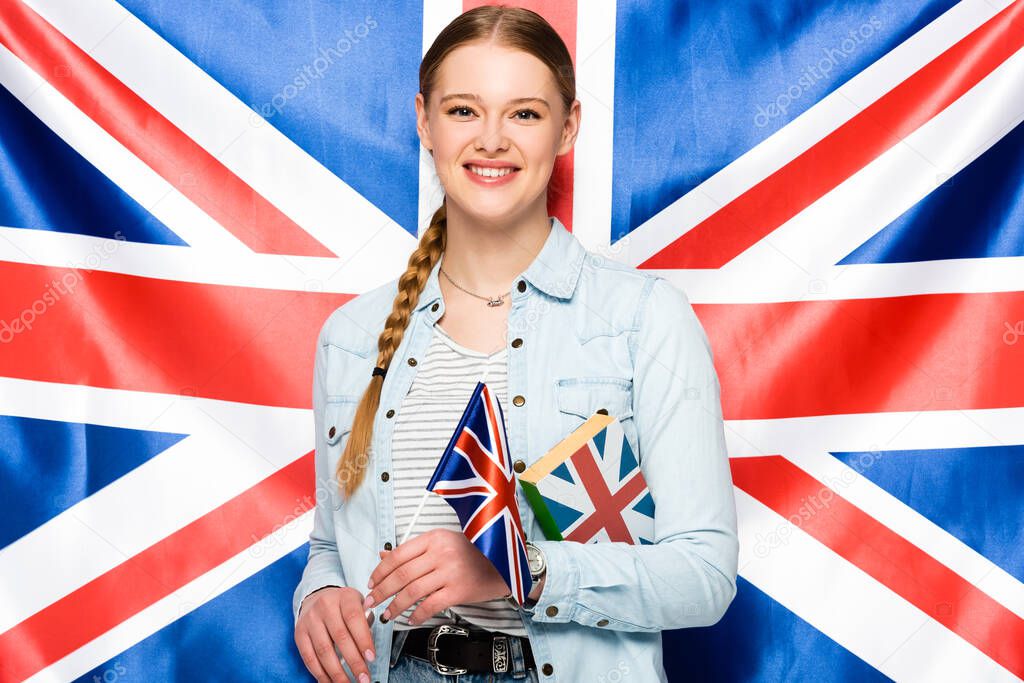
<box><xmin>486</xmin><ymin>296</ymin><xmax>504</xmax><ymax>307</ymax></box>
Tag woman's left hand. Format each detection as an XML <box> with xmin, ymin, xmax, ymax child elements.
<box><xmin>362</xmin><ymin>528</ymin><xmax>510</xmax><ymax>624</ymax></box>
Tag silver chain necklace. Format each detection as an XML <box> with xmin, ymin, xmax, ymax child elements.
<box><xmin>440</xmin><ymin>262</ymin><xmax>512</xmax><ymax>307</ymax></box>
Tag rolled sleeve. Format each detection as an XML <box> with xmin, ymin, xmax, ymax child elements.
<box><xmin>518</xmin><ymin>539</ymin><xmax>579</xmax><ymax>622</ymax></box>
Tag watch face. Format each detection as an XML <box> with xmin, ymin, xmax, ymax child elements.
<box><xmin>526</xmin><ymin>544</ymin><xmax>542</xmax><ymax>574</ymax></box>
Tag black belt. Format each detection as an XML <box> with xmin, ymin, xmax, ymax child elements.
<box><xmin>400</xmin><ymin>624</ymin><xmax>535</xmax><ymax>675</ymax></box>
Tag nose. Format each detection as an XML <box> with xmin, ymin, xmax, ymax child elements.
<box><xmin>475</xmin><ymin>117</ymin><xmax>510</xmax><ymax>153</ymax></box>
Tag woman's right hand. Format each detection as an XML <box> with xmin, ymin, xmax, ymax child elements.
<box><xmin>295</xmin><ymin>586</ymin><xmax>376</xmax><ymax>683</ymax></box>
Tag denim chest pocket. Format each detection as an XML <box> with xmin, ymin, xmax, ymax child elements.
<box><xmin>324</xmin><ymin>342</ymin><xmax>376</xmax><ymax>397</ymax></box>
<box><xmin>322</xmin><ymin>398</ymin><xmax>359</xmax><ymax>510</ymax></box>
<box><xmin>554</xmin><ymin>377</ymin><xmax>640</xmax><ymax>462</ymax></box>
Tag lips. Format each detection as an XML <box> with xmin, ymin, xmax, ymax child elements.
<box><xmin>463</xmin><ymin>160</ymin><xmax>520</xmax><ymax>169</ymax></box>
<box><xmin>462</xmin><ymin>163</ymin><xmax>520</xmax><ymax>187</ymax></box>
<box><xmin>464</xmin><ymin>164</ymin><xmax>519</xmax><ymax>178</ymax></box>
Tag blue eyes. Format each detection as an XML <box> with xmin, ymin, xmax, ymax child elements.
<box><xmin>446</xmin><ymin>106</ymin><xmax>541</xmax><ymax>120</ymax></box>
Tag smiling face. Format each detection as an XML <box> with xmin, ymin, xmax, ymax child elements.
<box><xmin>416</xmin><ymin>41</ymin><xmax>579</xmax><ymax>222</ymax></box>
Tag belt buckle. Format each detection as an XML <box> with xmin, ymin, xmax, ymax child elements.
<box><xmin>427</xmin><ymin>624</ymin><xmax>470</xmax><ymax>675</ymax></box>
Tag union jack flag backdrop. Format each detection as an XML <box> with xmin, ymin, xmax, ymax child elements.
<box><xmin>0</xmin><ymin>0</ymin><xmax>1021</xmax><ymax>681</ymax></box>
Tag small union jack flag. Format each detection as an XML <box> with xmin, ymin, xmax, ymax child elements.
<box><xmin>426</xmin><ymin>381</ymin><xmax>532</xmax><ymax>605</ymax></box>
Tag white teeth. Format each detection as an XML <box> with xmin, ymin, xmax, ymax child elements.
<box><xmin>467</xmin><ymin>165</ymin><xmax>516</xmax><ymax>178</ymax></box>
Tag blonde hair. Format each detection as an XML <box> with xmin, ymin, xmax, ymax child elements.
<box><xmin>335</xmin><ymin>5</ymin><xmax>575</xmax><ymax>499</ymax></box>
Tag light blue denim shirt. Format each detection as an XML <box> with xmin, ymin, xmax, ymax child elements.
<box><xmin>293</xmin><ymin>216</ymin><xmax>739</xmax><ymax>682</ymax></box>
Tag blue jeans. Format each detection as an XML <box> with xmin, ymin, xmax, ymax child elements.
<box><xmin>388</xmin><ymin>628</ymin><xmax>540</xmax><ymax>682</ymax></box>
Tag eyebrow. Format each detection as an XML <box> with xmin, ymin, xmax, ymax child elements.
<box><xmin>439</xmin><ymin>93</ymin><xmax>551</xmax><ymax>110</ymax></box>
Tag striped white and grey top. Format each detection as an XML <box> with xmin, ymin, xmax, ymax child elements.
<box><xmin>389</xmin><ymin>321</ymin><xmax>528</xmax><ymax>636</ymax></box>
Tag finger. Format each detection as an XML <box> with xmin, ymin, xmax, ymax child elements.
<box><xmin>366</xmin><ymin>551</ymin><xmax>434</xmax><ymax>609</ymax></box>
<box><xmin>339</xmin><ymin>595</ymin><xmax>377</xmax><ymax>668</ymax></box>
<box><xmin>324</xmin><ymin>609</ymin><xmax>371</xmax><ymax>683</ymax></box>
<box><xmin>409</xmin><ymin>587</ymin><xmax>455</xmax><ymax>626</ymax></box>
<box><xmin>385</xmin><ymin>565</ymin><xmax>446</xmax><ymax>623</ymax></box>
<box><xmin>307</xmin><ymin>620</ymin><xmax>352</xmax><ymax>683</ymax></box>
<box><xmin>295</xmin><ymin>629</ymin><xmax>333</xmax><ymax>683</ymax></box>
<box><xmin>367</xmin><ymin>534</ymin><xmax>428</xmax><ymax>589</ymax></box>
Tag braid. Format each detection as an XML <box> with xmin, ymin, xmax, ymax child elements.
<box><xmin>335</xmin><ymin>201</ymin><xmax>447</xmax><ymax>499</ymax></box>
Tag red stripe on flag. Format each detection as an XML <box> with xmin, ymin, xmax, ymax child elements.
<box><xmin>462</xmin><ymin>0</ymin><xmax>577</xmax><ymax>230</ymax></box>
<box><xmin>694</xmin><ymin>290</ymin><xmax>1024</xmax><ymax>420</ymax></box>
<box><xmin>0</xmin><ymin>0</ymin><xmax>335</xmax><ymax>257</ymax></box>
<box><xmin>4</xmin><ymin>263</ymin><xmax>1022</xmax><ymax>418</ymax></box>
<box><xmin>641</xmin><ymin>0</ymin><xmax>1024</xmax><ymax>269</ymax></box>
<box><xmin>731</xmin><ymin>455</ymin><xmax>1024</xmax><ymax>679</ymax></box>
<box><xmin>565</xmin><ymin>447</ymin><xmax>646</xmax><ymax>543</ymax></box>
<box><xmin>455</xmin><ymin>432</ymin><xmax>521</xmax><ymax>541</ymax></box>
<box><xmin>482</xmin><ymin>385</ymin><xmax>509</xmax><ymax>469</ymax></box>
<box><xmin>0</xmin><ymin>261</ymin><xmax>349</xmax><ymax>409</ymax></box>
<box><xmin>431</xmin><ymin>486</ymin><xmax>492</xmax><ymax>497</ymax></box>
<box><xmin>0</xmin><ymin>451</ymin><xmax>316</xmax><ymax>681</ymax></box>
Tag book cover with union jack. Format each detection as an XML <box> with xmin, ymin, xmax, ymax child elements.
<box><xmin>519</xmin><ymin>413</ymin><xmax>655</xmax><ymax>546</ymax></box>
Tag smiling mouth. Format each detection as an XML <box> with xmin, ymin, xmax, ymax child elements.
<box><xmin>463</xmin><ymin>164</ymin><xmax>521</xmax><ymax>178</ymax></box>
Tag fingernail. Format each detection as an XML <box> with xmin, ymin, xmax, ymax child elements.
<box><xmin>364</xmin><ymin>648</ymin><xmax>376</xmax><ymax>662</ymax></box>
<box><xmin>359</xmin><ymin>673</ymin><xmax>370</xmax><ymax>683</ymax></box>
<box><xmin>367</xmin><ymin>578</ymin><xmax>374</xmax><ymax>589</ymax></box>
<box><xmin>383</xmin><ymin>609</ymin><xmax>390</xmax><ymax>620</ymax></box>
<box><xmin>363</xmin><ymin>595</ymin><xmax>374</xmax><ymax>608</ymax></box>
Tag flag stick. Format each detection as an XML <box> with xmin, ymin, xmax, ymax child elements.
<box><xmin>400</xmin><ymin>489</ymin><xmax>431</xmax><ymax>545</ymax></box>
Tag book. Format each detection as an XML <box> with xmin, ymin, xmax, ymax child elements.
<box><xmin>518</xmin><ymin>413</ymin><xmax>655</xmax><ymax>545</ymax></box>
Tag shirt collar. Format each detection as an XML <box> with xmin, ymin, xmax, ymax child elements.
<box><xmin>415</xmin><ymin>215</ymin><xmax>585</xmax><ymax>312</ymax></box>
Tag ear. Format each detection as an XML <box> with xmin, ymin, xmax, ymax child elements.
<box><xmin>415</xmin><ymin>92</ymin><xmax>433</xmax><ymax>153</ymax></box>
<box><xmin>556</xmin><ymin>99</ymin><xmax>581</xmax><ymax>157</ymax></box>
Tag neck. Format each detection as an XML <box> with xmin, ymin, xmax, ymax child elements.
<box><xmin>440</xmin><ymin>204</ymin><xmax>551</xmax><ymax>294</ymax></box>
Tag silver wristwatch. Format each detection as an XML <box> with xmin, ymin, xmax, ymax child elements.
<box><xmin>504</xmin><ymin>542</ymin><xmax>547</xmax><ymax>610</ymax></box>
<box><xmin>526</xmin><ymin>541</ymin><xmax>546</xmax><ymax>581</ymax></box>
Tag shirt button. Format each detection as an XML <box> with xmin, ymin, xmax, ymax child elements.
<box><xmin>541</xmin><ymin>663</ymin><xmax>554</xmax><ymax>676</ymax></box>
<box><xmin>517</xmin><ymin>280</ymin><xmax>526</xmax><ymax>292</ymax></box>
<box><xmin>513</xmin><ymin>395</ymin><xmax>525</xmax><ymax>407</ymax></box>
<box><xmin>511</xmin><ymin>338</ymin><xmax>523</xmax><ymax>348</ymax></box>
<box><xmin>328</xmin><ymin>426</ymin><xmax>336</xmax><ymax>438</ymax></box>
<box><xmin>596</xmin><ymin>408</ymin><xmax>608</xmax><ymax>415</ymax></box>
<box><xmin>545</xmin><ymin>605</ymin><xmax>558</xmax><ymax>617</ymax></box>
<box><xmin>407</xmin><ymin>357</ymin><xmax>417</xmax><ymax>366</ymax></box>
<box><xmin>596</xmin><ymin>618</ymin><xmax>609</xmax><ymax>627</ymax></box>
<box><xmin>431</xmin><ymin>302</ymin><xmax>439</xmax><ymax>312</ymax></box>
<box><xmin>384</xmin><ymin>541</ymin><xmax>393</xmax><ymax>550</ymax></box>
<box><xmin>381</xmin><ymin>471</ymin><xmax>389</xmax><ymax>482</ymax></box>
<box><xmin>512</xmin><ymin>459</ymin><xmax>526</xmax><ymax>473</ymax></box>
<box><xmin>386</xmin><ymin>409</ymin><xmax>395</xmax><ymax>418</ymax></box>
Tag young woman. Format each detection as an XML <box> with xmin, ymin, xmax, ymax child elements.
<box><xmin>293</xmin><ymin>6</ymin><xmax>739</xmax><ymax>682</ymax></box>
